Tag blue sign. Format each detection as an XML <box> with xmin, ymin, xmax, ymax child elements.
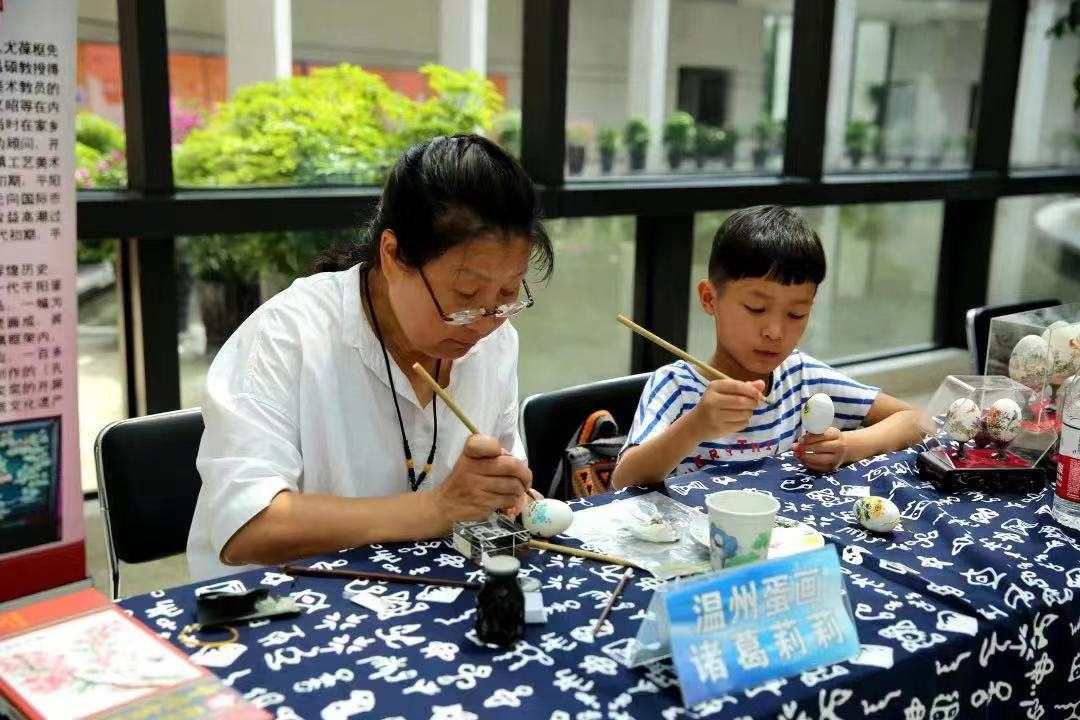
<box><xmin>665</xmin><ymin>546</ymin><xmax>859</xmax><ymax>707</ymax></box>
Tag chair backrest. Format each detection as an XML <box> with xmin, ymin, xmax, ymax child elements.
<box><xmin>95</xmin><ymin>408</ymin><xmax>204</xmax><ymax>578</ymax></box>
<box><xmin>965</xmin><ymin>299</ymin><xmax>1060</xmax><ymax>374</ymax></box>
<box><xmin>521</xmin><ymin>373</ymin><xmax>650</xmax><ymax>491</ymax></box>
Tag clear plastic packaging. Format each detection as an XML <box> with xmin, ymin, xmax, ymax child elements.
<box><xmin>987</xmin><ymin>302</ymin><xmax>1080</xmax><ymax>429</ymax></box>
<box><xmin>450</xmin><ymin>515</ymin><xmax>530</xmax><ymax>565</ymax></box>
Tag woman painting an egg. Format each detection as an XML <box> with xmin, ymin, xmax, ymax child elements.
<box><xmin>186</xmin><ymin>135</ymin><xmax>552</xmax><ymax>581</ymax></box>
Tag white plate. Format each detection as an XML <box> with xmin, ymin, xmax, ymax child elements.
<box><xmin>690</xmin><ymin>514</ymin><xmax>824</xmax><ymax>559</ymax></box>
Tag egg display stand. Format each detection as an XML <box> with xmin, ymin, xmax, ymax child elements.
<box><xmin>917</xmin><ymin>446</ymin><xmax>1048</xmax><ymax>493</ymax></box>
<box><xmin>450</xmin><ymin>515</ymin><xmax>531</xmax><ymax>565</ymax></box>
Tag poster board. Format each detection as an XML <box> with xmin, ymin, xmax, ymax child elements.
<box><xmin>0</xmin><ymin>0</ymin><xmax>87</xmax><ymax>601</ymax></box>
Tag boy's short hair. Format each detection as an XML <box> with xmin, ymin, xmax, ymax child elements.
<box><xmin>708</xmin><ymin>205</ymin><xmax>826</xmax><ymax>287</ymax></box>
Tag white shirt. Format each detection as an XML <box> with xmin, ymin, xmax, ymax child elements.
<box><xmin>186</xmin><ymin>263</ymin><xmax>524</xmax><ymax>581</ymax></box>
<box><xmin>620</xmin><ymin>351</ymin><xmax>879</xmax><ymax>475</ymax></box>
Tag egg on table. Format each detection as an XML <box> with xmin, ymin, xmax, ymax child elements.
<box><xmin>853</xmin><ymin>496</ymin><xmax>900</xmax><ymax>533</ymax></box>
<box><xmin>1008</xmin><ymin>335</ymin><xmax>1050</xmax><ymax>391</ymax></box>
<box><xmin>983</xmin><ymin>398</ymin><xmax>1022</xmax><ymax>444</ymax></box>
<box><xmin>802</xmin><ymin>393</ymin><xmax>835</xmax><ymax>435</ymax></box>
<box><xmin>522</xmin><ymin>498</ymin><xmax>574</xmax><ymax>538</ymax></box>
<box><xmin>945</xmin><ymin>397</ymin><xmax>981</xmax><ymax>442</ymax></box>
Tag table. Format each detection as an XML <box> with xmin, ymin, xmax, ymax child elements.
<box><xmin>121</xmin><ymin>443</ymin><xmax>1080</xmax><ymax>720</ymax></box>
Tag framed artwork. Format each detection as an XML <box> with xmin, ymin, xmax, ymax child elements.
<box><xmin>0</xmin><ymin>417</ymin><xmax>62</xmax><ymax>554</ymax></box>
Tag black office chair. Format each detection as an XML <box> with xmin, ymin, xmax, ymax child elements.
<box><xmin>94</xmin><ymin>408</ymin><xmax>204</xmax><ymax>599</ymax></box>
<box><xmin>521</xmin><ymin>373</ymin><xmax>649</xmax><ymax>497</ymax></box>
<box><xmin>965</xmin><ymin>299</ymin><xmax>1060</xmax><ymax>374</ymax></box>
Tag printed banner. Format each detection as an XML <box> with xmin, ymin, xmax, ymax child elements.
<box><xmin>0</xmin><ymin>0</ymin><xmax>87</xmax><ymax>600</ymax></box>
<box><xmin>665</xmin><ymin>546</ymin><xmax>859</xmax><ymax>706</ymax></box>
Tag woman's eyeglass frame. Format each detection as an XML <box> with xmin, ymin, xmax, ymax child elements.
<box><xmin>417</xmin><ymin>267</ymin><xmax>535</xmax><ymax>326</ymax></box>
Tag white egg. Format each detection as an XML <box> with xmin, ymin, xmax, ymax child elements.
<box><xmin>802</xmin><ymin>393</ymin><xmax>835</xmax><ymax>435</ymax></box>
<box><xmin>522</xmin><ymin>498</ymin><xmax>573</xmax><ymax>538</ymax></box>
<box><xmin>945</xmin><ymin>397</ymin><xmax>981</xmax><ymax>442</ymax></box>
<box><xmin>984</xmin><ymin>398</ymin><xmax>1022</xmax><ymax>444</ymax></box>
<box><xmin>1008</xmin><ymin>335</ymin><xmax>1049</xmax><ymax>391</ymax></box>
<box><xmin>853</xmin><ymin>496</ymin><xmax>900</xmax><ymax>533</ymax></box>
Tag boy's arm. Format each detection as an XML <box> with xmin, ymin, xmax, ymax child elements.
<box><xmin>844</xmin><ymin>393</ymin><xmax>924</xmax><ymax>459</ymax></box>
<box><xmin>613</xmin><ymin>378</ymin><xmax>766</xmax><ymax>488</ymax></box>
<box><xmin>612</xmin><ymin>413</ymin><xmax>707</xmax><ymax>489</ymax></box>
<box><xmin>798</xmin><ymin>393</ymin><xmax>923</xmax><ymax>470</ymax></box>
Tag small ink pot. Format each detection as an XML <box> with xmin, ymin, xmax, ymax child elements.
<box><xmin>474</xmin><ymin>555</ymin><xmax>524</xmax><ymax>648</ymax></box>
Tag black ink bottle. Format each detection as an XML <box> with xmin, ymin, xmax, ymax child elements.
<box><xmin>474</xmin><ymin>555</ymin><xmax>524</xmax><ymax>648</ymax></box>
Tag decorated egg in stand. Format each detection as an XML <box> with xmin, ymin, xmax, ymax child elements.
<box><xmin>1008</xmin><ymin>335</ymin><xmax>1050</xmax><ymax>391</ymax></box>
<box><xmin>944</xmin><ymin>397</ymin><xmax>981</xmax><ymax>442</ymax></box>
<box><xmin>1041</xmin><ymin>320</ymin><xmax>1069</xmax><ymax>345</ymax></box>
<box><xmin>1046</xmin><ymin>322</ymin><xmax>1080</xmax><ymax>385</ymax></box>
<box><xmin>982</xmin><ymin>398</ymin><xmax>1022</xmax><ymax>445</ymax></box>
<box><xmin>853</xmin><ymin>496</ymin><xmax>900</xmax><ymax>533</ymax></box>
<box><xmin>801</xmin><ymin>393</ymin><xmax>835</xmax><ymax>435</ymax></box>
<box><xmin>522</xmin><ymin>498</ymin><xmax>574</xmax><ymax>538</ymax></box>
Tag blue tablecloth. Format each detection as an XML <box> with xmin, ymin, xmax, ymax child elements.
<box><xmin>120</xmin><ymin>444</ymin><xmax>1080</xmax><ymax>720</ymax></box>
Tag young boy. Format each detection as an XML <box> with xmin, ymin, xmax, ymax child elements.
<box><xmin>612</xmin><ymin>205</ymin><xmax>922</xmax><ymax>488</ymax></box>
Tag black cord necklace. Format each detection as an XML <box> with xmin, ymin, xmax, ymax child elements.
<box><xmin>362</xmin><ymin>266</ymin><xmax>439</xmax><ymax>492</ymax></box>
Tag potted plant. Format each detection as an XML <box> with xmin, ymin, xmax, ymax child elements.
<box><xmin>624</xmin><ymin>117</ymin><xmax>650</xmax><ymax>172</ymax></box>
<box><xmin>493</xmin><ymin>110</ymin><xmax>521</xmax><ymax>158</ymax></box>
<box><xmin>173</xmin><ymin>63</ymin><xmax>503</xmax><ymax>344</ymax></box>
<box><xmin>692</xmin><ymin>123</ymin><xmax>713</xmax><ymax>169</ymax></box>
<box><xmin>928</xmin><ymin>135</ymin><xmax>950</xmax><ymax>168</ymax></box>
<box><xmin>718</xmin><ymin>127</ymin><xmax>739</xmax><ymax>168</ymax></box>
<box><xmin>751</xmin><ymin>114</ymin><xmax>781</xmax><ymax>169</ymax></box>
<box><xmin>662</xmin><ymin>111</ymin><xmax>695</xmax><ymax>170</ymax></box>
<box><xmin>896</xmin><ymin>126</ymin><xmax>916</xmax><ymax>169</ymax></box>
<box><xmin>566</xmin><ymin>122</ymin><xmax>591</xmax><ymax>175</ymax></box>
<box><xmin>597</xmin><ymin>127</ymin><xmax>618</xmax><ymax>173</ymax></box>
<box><xmin>844</xmin><ymin>120</ymin><xmax>876</xmax><ymax>168</ymax></box>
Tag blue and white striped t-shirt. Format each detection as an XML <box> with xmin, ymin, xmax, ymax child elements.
<box><xmin>620</xmin><ymin>350</ymin><xmax>880</xmax><ymax>475</ymax></box>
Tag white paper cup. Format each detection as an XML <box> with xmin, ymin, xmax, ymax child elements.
<box><xmin>705</xmin><ymin>490</ymin><xmax>780</xmax><ymax>570</ymax></box>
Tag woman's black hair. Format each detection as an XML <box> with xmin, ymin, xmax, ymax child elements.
<box><xmin>315</xmin><ymin>133</ymin><xmax>552</xmax><ymax>279</ymax></box>
<box><xmin>708</xmin><ymin>205</ymin><xmax>826</xmax><ymax>286</ymax></box>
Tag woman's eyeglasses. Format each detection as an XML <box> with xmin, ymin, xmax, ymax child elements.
<box><xmin>418</xmin><ymin>268</ymin><xmax>534</xmax><ymax>326</ymax></box>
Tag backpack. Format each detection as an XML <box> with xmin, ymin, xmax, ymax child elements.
<box><xmin>545</xmin><ymin>410</ymin><xmax>626</xmax><ymax>500</ymax></box>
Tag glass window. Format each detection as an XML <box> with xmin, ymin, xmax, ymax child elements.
<box><xmin>178</xmin><ymin>218</ymin><xmax>633</xmax><ymax>408</ymax></box>
<box><xmin>824</xmin><ymin>0</ymin><xmax>989</xmax><ymax>173</ymax></box>
<box><xmin>688</xmin><ymin>202</ymin><xmax>944</xmax><ymax>364</ymax></box>
<box><xmin>76</xmin><ymin>239</ymin><xmax>125</xmax><ymax>492</ymax></box>
<box><xmin>166</xmin><ymin>0</ymin><xmax>521</xmax><ymax>189</ymax></box>
<box><xmin>177</xmin><ymin>229</ymin><xmax>346</xmax><ymax>407</ymax></box>
<box><xmin>514</xmin><ymin>217</ymin><xmax>635</xmax><ymax>399</ymax></box>
<box><xmin>76</xmin><ymin>0</ymin><xmax>127</xmax><ymax>189</ymax></box>
<box><xmin>565</xmin><ymin>0</ymin><xmax>793</xmax><ymax>179</ymax></box>
<box><xmin>1011</xmin><ymin>1</ymin><xmax>1080</xmax><ymax>168</ymax></box>
<box><xmin>988</xmin><ymin>194</ymin><xmax>1080</xmax><ymax>305</ymax></box>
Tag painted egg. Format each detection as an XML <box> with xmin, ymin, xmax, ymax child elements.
<box><xmin>1041</xmin><ymin>320</ymin><xmax>1069</xmax><ymax>344</ymax></box>
<box><xmin>522</xmin><ymin>498</ymin><xmax>573</xmax><ymax>538</ymax></box>
<box><xmin>945</xmin><ymin>397</ymin><xmax>981</xmax><ymax>442</ymax></box>
<box><xmin>1008</xmin><ymin>335</ymin><xmax>1049</xmax><ymax>391</ymax></box>
<box><xmin>1045</xmin><ymin>322</ymin><xmax>1080</xmax><ymax>384</ymax></box>
<box><xmin>983</xmin><ymin>398</ymin><xmax>1022</xmax><ymax>444</ymax></box>
<box><xmin>853</xmin><ymin>496</ymin><xmax>900</xmax><ymax>533</ymax></box>
<box><xmin>802</xmin><ymin>393</ymin><xmax>835</xmax><ymax>435</ymax></box>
